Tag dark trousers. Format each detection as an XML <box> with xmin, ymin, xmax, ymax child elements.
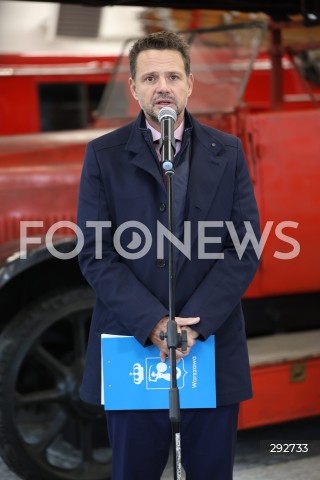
<box><xmin>106</xmin><ymin>404</ymin><xmax>239</xmax><ymax>480</ymax></box>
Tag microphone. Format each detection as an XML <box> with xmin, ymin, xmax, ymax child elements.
<box><xmin>158</xmin><ymin>107</ymin><xmax>177</xmax><ymax>171</ymax></box>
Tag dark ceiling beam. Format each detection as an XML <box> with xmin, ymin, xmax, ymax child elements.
<box><xmin>14</xmin><ymin>1</ymin><xmax>320</xmax><ymax>25</ymax></box>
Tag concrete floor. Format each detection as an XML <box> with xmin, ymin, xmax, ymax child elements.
<box><xmin>1</xmin><ymin>417</ymin><xmax>319</xmax><ymax>480</ymax></box>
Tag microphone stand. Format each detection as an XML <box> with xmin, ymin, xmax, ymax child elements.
<box><xmin>159</xmin><ymin>111</ymin><xmax>187</xmax><ymax>480</ymax></box>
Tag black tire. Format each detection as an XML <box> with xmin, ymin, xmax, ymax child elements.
<box><xmin>0</xmin><ymin>287</ymin><xmax>111</xmax><ymax>480</ymax></box>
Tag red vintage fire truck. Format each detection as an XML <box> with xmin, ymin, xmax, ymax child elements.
<box><xmin>0</xmin><ymin>4</ymin><xmax>320</xmax><ymax>480</ymax></box>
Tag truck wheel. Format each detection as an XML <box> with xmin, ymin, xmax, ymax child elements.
<box><xmin>0</xmin><ymin>287</ymin><xmax>111</xmax><ymax>480</ymax></box>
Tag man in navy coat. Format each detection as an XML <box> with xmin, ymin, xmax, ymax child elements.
<box><xmin>77</xmin><ymin>31</ymin><xmax>260</xmax><ymax>480</ymax></box>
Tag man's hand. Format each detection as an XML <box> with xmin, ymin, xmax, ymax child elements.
<box><xmin>149</xmin><ymin>316</ymin><xmax>200</xmax><ymax>362</ymax></box>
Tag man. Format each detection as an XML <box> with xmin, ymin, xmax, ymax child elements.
<box><xmin>77</xmin><ymin>31</ymin><xmax>260</xmax><ymax>480</ymax></box>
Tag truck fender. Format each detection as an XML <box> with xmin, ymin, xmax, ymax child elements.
<box><xmin>0</xmin><ymin>235</ymin><xmax>78</xmax><ymax>288</ymax></box>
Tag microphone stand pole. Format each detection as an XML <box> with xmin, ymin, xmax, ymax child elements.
<box><xmin>160</xmin><ymin>136</ymin><xmax>187</xmax><ymax>480</ymax></box>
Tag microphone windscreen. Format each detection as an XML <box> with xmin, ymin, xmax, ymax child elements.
<box><xmin>158</xmin><ymin>107</ymin><xmax>177</xmax><ymax>123</ymax></box>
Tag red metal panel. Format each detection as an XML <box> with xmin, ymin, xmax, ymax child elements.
<box><xmin>0</xmin><ymin>77</ymin><xmax>40</xmax><ymax>134</ymax></box>
<box><xmin>245</xmin><ymin>109</ymin><xmax>320</xmax><ymax>297</ymax></box>
<box><xmin>0</xmin><ymin>129</ymin><xmax>107</xmax><ymax>244</ymax></box>
<box><xmin>238</xmin><ymin>357</ymin><xmax>320</xmax><ymax>429</ymax></box>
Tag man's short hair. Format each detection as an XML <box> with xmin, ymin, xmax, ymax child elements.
<box><xmin>129</xmin><ymin>31</ymin><xmax>191</xmax><ymax>80</ymax></box>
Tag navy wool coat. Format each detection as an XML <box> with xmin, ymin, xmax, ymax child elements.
<box><xmin>77</xmin><ymin>111</ymin><xmax>260</xmax><ymax>407</ymax></box>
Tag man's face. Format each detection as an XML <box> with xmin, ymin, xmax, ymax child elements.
<box><xmin>129</xmin><ymin>49</ymin><xmax>194</xmax><ymax>130</ymax></box>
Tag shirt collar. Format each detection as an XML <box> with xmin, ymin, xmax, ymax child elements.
<box><xmin>146</xmin><ymin>118</ymin><xmax>185</xmax><ymax>142</ymax></box>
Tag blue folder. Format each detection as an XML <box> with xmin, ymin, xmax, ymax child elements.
<box><xmin>101</xmin><ymin>335</ymin><xmax>216</xmax><ymax>410</ymax></box>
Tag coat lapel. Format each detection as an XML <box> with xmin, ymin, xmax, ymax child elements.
<box><xmin>125</xmin><ymin>112</ymin><xmax>165</xmax><ymax>190</ymax></box>
<box><xmin>183</xmin><ymin>120</ymin><xmax>229</xmax><ymax>262</ymax></box>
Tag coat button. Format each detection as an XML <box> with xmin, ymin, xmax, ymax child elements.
<box><xmin>159</xmin><ymin>203</ymin><xmax>166</xmax><ymax>212</ymax></box>
<box><xmin>156</xmin><ymin>259</ymin><xmax>166</xmax><ymax>268</ymax></box>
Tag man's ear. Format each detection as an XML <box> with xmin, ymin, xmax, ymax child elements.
<box><xmin>129</xmin><ymin>77</ymin><xmax>138</xmax><ymax>100</ymax></box>
<box><xmin>188</xmin><ymin>73</ymin><xmax>194</xmax><ymax>97</ymax></box>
